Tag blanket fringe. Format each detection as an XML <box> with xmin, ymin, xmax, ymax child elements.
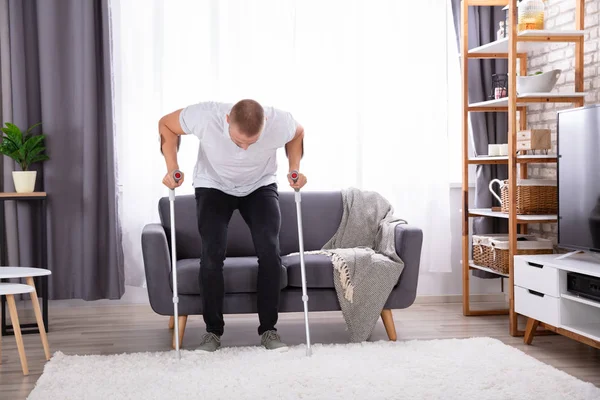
<box><xmin>329</xmin><ymin>252</ymin><xmax>354</xmax><ymax>303</ymax></box>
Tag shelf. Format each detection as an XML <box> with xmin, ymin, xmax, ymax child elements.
<box><xmin>468</xmin><ymin>208</ymin><xmax>557</xmax><ymax>223</ymax></box>
<box><xmin>468</xmin><ymin>154</ymin><xmax>557</xmax><ymax>164</ymax></box>
<box><xmin>468</xmin><ymin>30</ymin><xmax>585</xmax><ymax>58</ymax></box>
<box><xmin>469</xmin><ymin>261</ymin><xmax>509</xmax><ymax>278</ymax></box>
<box><xmin>561</xmin><ymin>323</ymin><xmax>600</xmax><ymax>342</ymax></box>
<box><xmin>562</xmin><ymin>293</ymin><xmax>600</xmax><ymax>310</ymax></box>
<box><xmin>459</xmin><ymin>0</ymin><xmax>586</xmax><ymax>336</ymax></box>
<box><xmin>468</xmin><ymin>93</ymin><xmax>586</xmax><ymax>111</ymax></box>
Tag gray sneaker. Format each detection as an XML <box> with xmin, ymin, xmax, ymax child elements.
<box><xmin>261</xmin><ymin>330</ymin><xmax>288</xmax><ymax>351</ymax></box>
<box><xmin>196</xmin><ymin>333</ymin><xmax>221</xmax><ymax>352</ymax></box>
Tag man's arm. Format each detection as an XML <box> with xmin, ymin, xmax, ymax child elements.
<box><xmin>158</xmin><ymin>109</ymin><xmax>186</xmax><ymax>173</ymax></box>
<box><xmin>285</xmin><ymin>123</ymin><xmax>304</xmax><ymax>172</ymax></box>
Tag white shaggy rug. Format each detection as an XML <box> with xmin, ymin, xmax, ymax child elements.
<box><xmin>28</xmin><ymin>337</ymin><xmax>599</xmax><ymax>400</ymax></box>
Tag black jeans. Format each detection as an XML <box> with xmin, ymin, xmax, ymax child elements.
<box><xmin>195</xmin><ymin>183</ymin><xmax>282</xmax><ymax>336</ymax></box>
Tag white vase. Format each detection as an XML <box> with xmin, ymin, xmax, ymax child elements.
<box><xmin>12</xmin><ymin>171</ymin><xmax>37</xmax><ymax>193</ymax></box>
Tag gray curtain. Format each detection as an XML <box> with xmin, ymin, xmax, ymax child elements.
<box><xmin>0</xmin><ymin>0</ymin><xmax>124</xmax><ymax>299</ymax></box>
<box><xmin>451</xmin><ymin>1</ymin><xmax>508</xmax><ymax>278</ymax></box>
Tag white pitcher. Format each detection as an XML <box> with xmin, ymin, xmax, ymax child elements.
<box><xmin>488</xmin><ymin>179</ymin><xmax>504</xmax><ymax>206</ymax></box>
<box><xmin>488</xmin><ymin>178</ymin><xmax>557</xmax><ymax>207</ymax></box>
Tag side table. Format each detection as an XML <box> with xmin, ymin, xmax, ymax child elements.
<box><xmin>0</xmin><ymin>281</ymin><xmax>51</xmax><ymax>375</ymax></box>
<box><xmin>0</xmin><ymin>192</ymin><xmax>48</xmax><ymax>336</ymax></box>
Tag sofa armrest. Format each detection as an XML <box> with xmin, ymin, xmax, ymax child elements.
<box><xmin>385</xmin><ymin>224</ymin><xmax>423</xmax><ymax>309</ymax></box>
<box><xmin>141</xmin><ymin>223</ymin><xmax>174</xmax><ymax>315</ymax></box>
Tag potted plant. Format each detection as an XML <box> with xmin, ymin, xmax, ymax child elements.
<box><xmin>0</xmin><ymin>122</ymin><xmax>49</xmax><ymax>193</ymax></box>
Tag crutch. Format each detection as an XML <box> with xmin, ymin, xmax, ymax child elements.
<box><xmin>170</xmin><ymin>169</ymin><xmax>183</xmax><ymax>359</ymax></box>
<box><xmin>290</xmin><ymin>170</ymin><xmax>312</xmax><ymax>356</ymax></box>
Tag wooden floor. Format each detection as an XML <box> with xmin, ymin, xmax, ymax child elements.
<box><xmin>1</xmin><ymin>300</ymin><xmax>599</xmax><ymax>399</ymax></box>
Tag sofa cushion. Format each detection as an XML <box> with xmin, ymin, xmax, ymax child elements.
<box><xmin>171</xmin><ymin>257</ymin><xmax>288</xmax><ymax>295</ymax></box>
<box><xmin>282</xmin><ymin>254</ymin><xmax>335</xmax><ymax>289</ymax></box>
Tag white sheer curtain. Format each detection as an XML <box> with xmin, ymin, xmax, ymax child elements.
<box><xmin>110</xmin><ymin>0</ymin><xmax>456</xmax><ymax>287</ymax></box>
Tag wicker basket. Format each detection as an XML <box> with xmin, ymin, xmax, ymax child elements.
<box><xmin>490</xmin><ymin>178</ymin><xmax>557</xmax><ymax>215</ymax></box>
<box><xmin>472</xmin><ymin>234</ymin><xmax>554</xmax><ymax>274</ymax></box>
<box><xmin>473</xmin><ymin>234</ymin><xmax>527</xmax><ymax>269</ymax></box>
<box><xmin>472</xmin><ymin>235</ymin><xmax>501</xmax><ymax>267</ymax></box>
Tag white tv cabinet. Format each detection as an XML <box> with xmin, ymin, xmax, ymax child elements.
<box><xmin>514</xmin><ymin>253</ymin><xmax>600</xmax><ymax>349</ymax></box>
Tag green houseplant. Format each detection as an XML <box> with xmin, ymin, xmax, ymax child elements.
<box><xmin>0</xmin><ymin>122</ymin><xmax>49</xmax><ymax>193</ymax></box>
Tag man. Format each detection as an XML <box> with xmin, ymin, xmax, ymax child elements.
<box><xmin>158</xmin><ymin>99</ymin><xmax>306</xmax><ymax>352</ymax></box>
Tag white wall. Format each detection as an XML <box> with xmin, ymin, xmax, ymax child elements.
<box><xmin>415</xmin><ymin>186</ymin><xmax>504</xmax><ymax>298</ymax></box>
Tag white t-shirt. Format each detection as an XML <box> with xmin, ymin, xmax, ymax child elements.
<box><xmin>179</xmin><ymin>101</ymin><xmax>297</xmax><ymax>196</ymax></box>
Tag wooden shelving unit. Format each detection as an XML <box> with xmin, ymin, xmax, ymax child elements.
<box><xmin>460</xmin><ymin>0</ymin><xmax>586</xmax><ymax>336</ymax></box>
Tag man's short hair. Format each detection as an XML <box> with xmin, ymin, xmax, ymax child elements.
<box><xmin>229</xmin><ymin>99</ymin><xmax>265</xmax><ymax>137</ymax></box>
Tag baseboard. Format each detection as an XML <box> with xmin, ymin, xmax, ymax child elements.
<box><xmin>16</xmin><ymin>288</ymin><xmax>507</xmax><ymax>309</ymax></box>
<box><xmin>413</xmin><ymin>293</ymin><xmax>507</xmax><ymax>304</ymax></box>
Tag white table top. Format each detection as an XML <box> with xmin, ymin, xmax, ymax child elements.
<box><xmin>0</xmin><ymin>267</ymin><xmax>51</xmax><ymax>278</ymax></box>
<box><xmin>0</xmin><ymin>282</ymin><xmax>35</xmax><ymax>295</ymax></box>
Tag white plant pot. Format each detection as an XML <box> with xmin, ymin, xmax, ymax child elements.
<box><xmin>12</xmin><ymin>171</ymin><xmax>37</xmax><ymax>193</ymax></box>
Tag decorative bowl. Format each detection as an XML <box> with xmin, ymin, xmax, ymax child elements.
<box><xmin>516</xmin><ymin>69</ymin><xmax>561</xmax><ymax>94</ymax></box>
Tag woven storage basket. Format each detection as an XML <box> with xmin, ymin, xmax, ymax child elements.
<box><xmin>488</xmin><ymin>236</ymin><xmax>553</xmax><ymax>274</ymax></box>
<box><xmin>472</xmin><ymin>234</ymin><xmax>540</xmax><ymax>270</ymax></box>
<box><xmin>472</xmin><ymin>236</ymin><xmax>489</xmax><ymax>267</ymax></box>
<box><xmin>472</xmin><ymin>235</ymin><xmax>505</xmax><ymax>268</ymax></box>
<box><xmin>491</xmin><ymin>179</ymin><xmax>557</xmax><ymax>215</ymax></box>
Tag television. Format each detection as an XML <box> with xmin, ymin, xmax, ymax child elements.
<box><xmin>557</xmin><ymin>104</ymin><xmax>600</xmax><ymax>254</ymax></box>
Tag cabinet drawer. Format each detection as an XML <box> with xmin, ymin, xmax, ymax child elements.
<box><xmin>517</xmin><ymin>131</ymin><xmax>531</xmax><ymax>140</ymax></box>
<box><xmin>514</xmin><ymin>257</ymin><xmax>559</xmax><ymax>297</ymax></box>
<box><xmin>516</xmin><ymin>129</ymin><xmax>551</xmax><ymax>150</ymax></box>
<box><xmin>514</xmin><ymin>285</ymin><xmax>559</xmax><ymax>326</ymax></box>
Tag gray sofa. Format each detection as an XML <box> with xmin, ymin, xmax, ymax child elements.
<box><xmin>141</xmin><ymin>190</ymin><xmax>423</xmax><ymax>347</ymax></box>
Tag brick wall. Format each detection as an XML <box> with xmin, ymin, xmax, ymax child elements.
<box><xmin>523</xmin><ymin>0</ymin><xmax>599</xmax><ymax>244</ymax></box>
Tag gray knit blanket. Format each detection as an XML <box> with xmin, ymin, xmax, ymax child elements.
<box><xmin>309</xmin><ymin>188</ymin><xmax>406</xmax><ymax>342</ymax></box>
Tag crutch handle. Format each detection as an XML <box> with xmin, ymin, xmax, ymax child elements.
<box><xmin>289</xmin><ymin>170</ymin><xmax>300</xmax><ymax>192</ymax></box>
<box><xmin>172</xmin><ymin>169</ymin><xmax>183</xmax><ymax>183</ymax></box>
<box><xmin>169</xmin><ymin>170</ymin><xmax>182</xmax><ymax>201</ymax></box>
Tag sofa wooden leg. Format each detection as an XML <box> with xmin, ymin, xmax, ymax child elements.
<box><xmin>171</xmin><ymin>316</ymin><xmax>188</xmax><ymax>349</ymax></box>
<box><xmin>381</xmin><ymin>309</ymin><xmax>397</xmax><ymax>341</ymax></box>
<box><xmin>168</xmin><ymin>316</ymin><xmax>174</xmax><ymax>330</ymax></box>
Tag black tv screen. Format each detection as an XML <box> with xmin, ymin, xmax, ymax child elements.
<box><xmin>557</xmin><ymin>104</ymin><xmax>600</xmax><ymax>253</ymax></box>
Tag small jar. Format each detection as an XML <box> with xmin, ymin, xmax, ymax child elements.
<box><xmin>518</xmin><ymin>0</ymin><xmax>546</xmax><ymax>31</ymax></box>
